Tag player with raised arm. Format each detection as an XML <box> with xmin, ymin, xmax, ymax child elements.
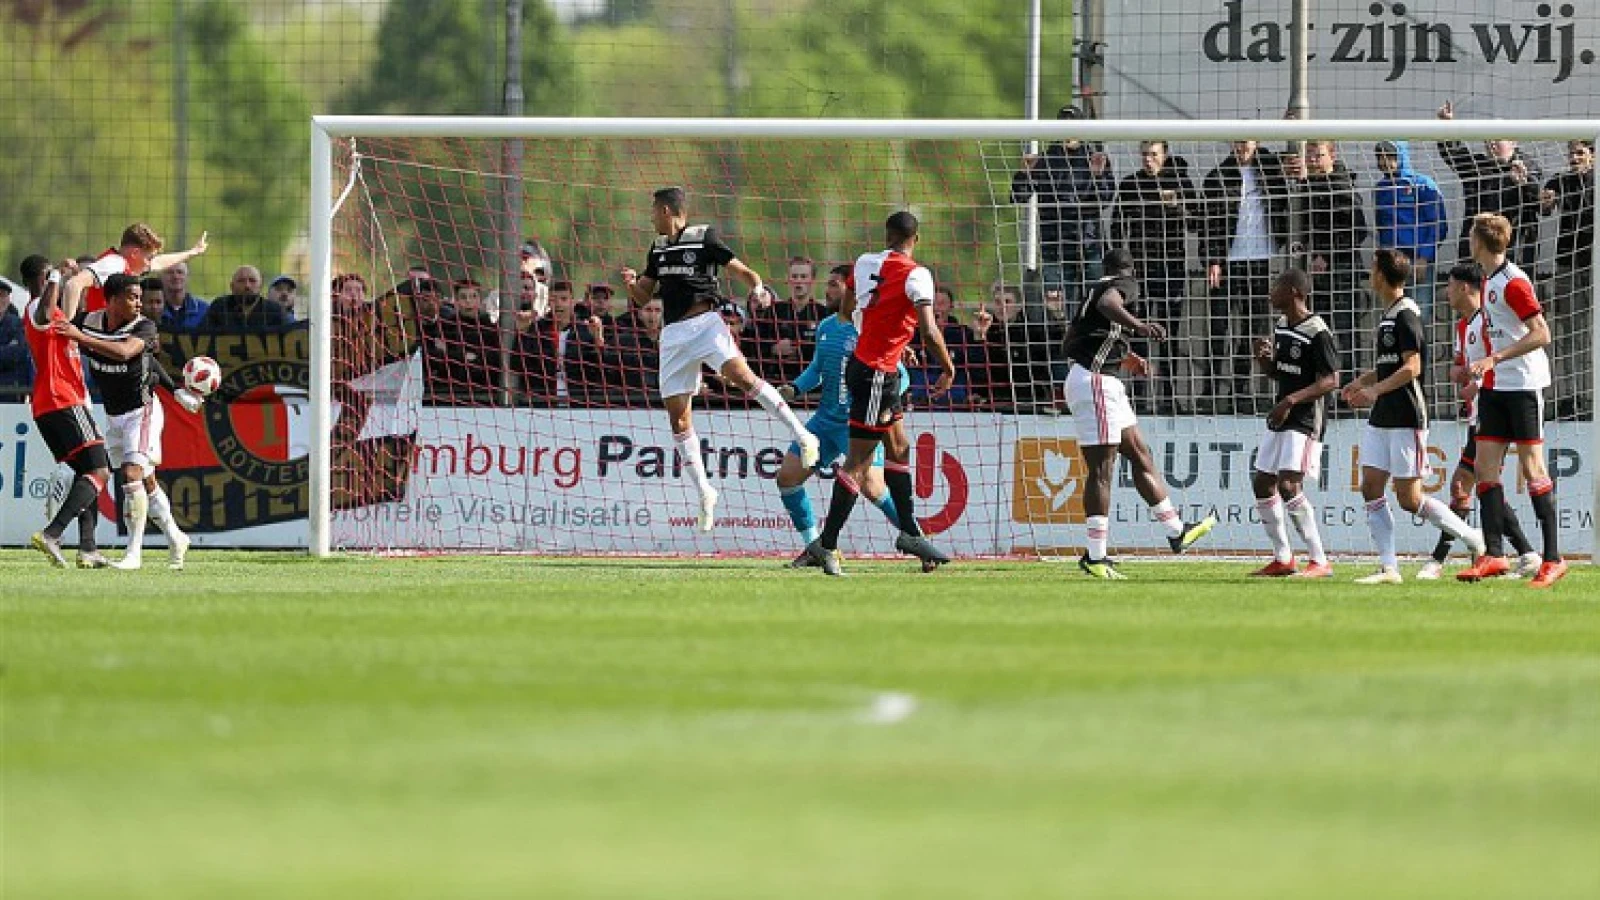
<box><xmin>1248</xmin><ymin>269</ymin><xmax>1339</xmax><ymax>579</ymax></box>
<box><xmin>58</xmin><ymin>223</ymin><xmax>207</xmax><ymax>321</ymax></box>
<box><xmin>620</xmin><ymin>187</ymin><xmax>818</xmax><ymax>532</ymax></box>
<box><xmin>55</xmin><ymin>274</ymin><xmax>203</xmax><ymax>570</ymax></box>
<box><xmin>801</xmin><ymin>211</ymin><xmax>956</xmax><ymax>576</ymax></box>
<box><xmin>1419</xmin><ymin>262</ymin><xmax>1540</xmax><ymax>580</ymax></box>
<box><xmin>1454</xmin><ymin>214</ymin><xmax>1566</xmax><ymax>587</ymax></box>
<box><xmin>774</xmin><ymin>264</ymin><xmax>905</xmax><ymax>566</ymax></box>
<box><xmin>1342</xmin><ymin>249</ymin><xmax>1483</xmax><ymax>585</ymax></box>
<box><xmin>19</xmin><ymin>255</ymin><xmax>115</xmax><ymax>568</ymax></box>
<box><xmin>1064</xmin><ymin>249</ymin><xmax>1217</xmax><ymax>579</ymax></box>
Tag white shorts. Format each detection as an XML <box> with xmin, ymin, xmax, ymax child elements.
<box><xmin>106</xmin><ymin>399</ymin><xmax>164</xmax><ymax>470</ymax></box>
<box><xmin>1359</xmin><ymin>424</ymin><xmax>1431</xmax><ymax>480</ymax></box>
<box><xmin>1254</xmin><ymin>429</ymin><xmax>1322</xmax><ymax>479</ymax></box>
<box><xmin>658</xmin><ymin>312</ymin><xmax>742</xmax><ymax>399</ymax></box>
<box><xmin>1064</xmin><ymin>364</ymin><xmax>1137</xmax><ymax>447</ymax></box>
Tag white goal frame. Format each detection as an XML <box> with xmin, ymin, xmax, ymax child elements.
<box><xmin>308</xmin><ymin>115</ymin><xmax>1600</xmax><ymax>560</ymax></box>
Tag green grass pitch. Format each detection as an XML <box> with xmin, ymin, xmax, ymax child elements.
<box><xmin>3</xmin><ymin>551</ymin><xmax>1597</xmax><ymax>899</ymax></box>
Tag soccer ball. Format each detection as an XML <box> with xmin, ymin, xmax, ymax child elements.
<box><xmin>183</xmin><ymin>356</ymin><xmax>222</xmax><ymax>396</ymax></box>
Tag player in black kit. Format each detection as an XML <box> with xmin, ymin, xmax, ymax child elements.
<box><xmin>1248</xmin><ymin>269</ymin><xmax>1339</xmax><ymax>579</ymax></box>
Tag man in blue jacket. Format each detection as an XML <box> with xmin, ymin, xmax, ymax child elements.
<box><xmin>1373</xmin><ymin>140</ymin><xmax>1447</xmax><ymax>325</ymax></box>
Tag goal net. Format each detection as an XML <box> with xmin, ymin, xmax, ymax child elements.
<box><xmin>310</xmin><ymin>118</ymin><xmax>1598</xmax><ymax>561</ymax></box>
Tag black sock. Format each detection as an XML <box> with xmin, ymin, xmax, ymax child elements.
<box><xmin>1501</xmin><ymin>497</ymin><xmax>1533</xmax><ymax>557</ymax></box>
<box><xmin>883</xmin><ymin>464</ymin><xmax>920</xmax><ymax>537</ymax></box>
<box><xmin>819</xmin><ymin>475</ymin><xmax>861</xmax><ymax>551</ymax></box>
<box><xmin>1530</xmin><ymin>482</ymin><xmax>1561</xmax><ymax>562</ymax></box>
<box><xmin>1476</xmin><ymin>482</ymin><xmax>1505</xmax><ymax>557</ymax></box>
<box><xmin>77</xmin><ymin>504</ymin><xmax>98</xmax><ymax>553</ymax></box>
<box><xmin>46</xmin><ymin>475</ymin><xmax>102</xmax><ymax>540</ymax></box>
<box><xmin>1431</xmin><ymin>501</ymin><xmax>1470</xmax><ymax>562</ymax></box>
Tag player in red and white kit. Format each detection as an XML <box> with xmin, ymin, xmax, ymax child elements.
<box><xmin>58</xmin><ymin>223</ymin><xmax>207</xmax><ymax>320</ymax></box>
<box><xmin>18</xmin><ymin>255</ymin><xmax>114</xmax><ymax>568</ymax></box>
<box><xmin>801</xmin><ymin>212</ymin><xmax>957</xmax><ymax>577</ymax></box>
<box><xmin>1455</xmin><ymin>214</ymin><xmax>1566</xmax><ymax>587</ymax></box>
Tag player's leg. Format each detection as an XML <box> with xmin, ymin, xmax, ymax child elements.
<box><xmin>1515</xmin><ymin>435</ymin><xmax>1566</xmax><ymax>587</ymax></box>
<box><xmin>143</xmin><ymin>472</ymin><xmax>190</xmax><ymax>571</ymax></box>
<box><xmin>775</xmin><ymin>443</ymin><xmax>819</xmax><ymax>557</ymax></box>
<box><xmin>857</xmin><ymin>462</ymin><xmax>900</xmax><ymax>529</ymax></box>
<box><xmin>1394</xmin><ymin>473</ymin><xmax>1481</xmax><ymax>558</ymax></box>
<box><xmin>1461</xmin><ymin>431</ymin><xmax>1513</xmax><ymax>581</ymax></box>
<box><xmin>881</xmin><ymin>419</ymin><xmax>950</xmax><ymax>570</ymax></box>
<box><xmin>718</xmin><ymin>356</ymin><xmax>818</xmax><ymax>467</ymax></box>
<box><xmin>1279</xmin><ymin>470</ymin><xmax>1332</xmax><ymax>578</ymax></box>
<box><xmin>1355</xmin><ymin>460</ymin><xmax>1402</xmax><ymax>584</ymax></box>
<box><xmin>32</xmin><ymin>409</ymin><xmax>111</xmax><ymax>568</ymax></box>
<box><xmin>1423</xmin><ymin>461</ymin><xmax>1476</xmax><ymax>579</ymax></box>
<box><xmin>807</xmin><ymin>434</ymin><xmax>878</xmax><ymax>576</ymax></box>
<box><xmin>1250</xmin><ymin>433</ymin><xmax>1295</xmax><ymax>575</ymax></box>
<box><xmin>1117</xmin><ymin>425</ymin><xmax>1215</xmax><ymax>554</ymax></box>
<box><xmin>662</xmin><ymin>392</ymin><xmax>718</xmax><ymax>533</ymax></box>
<box><xmin>114</xmin><ymin>459</ymin><xmax>151</xmax><ymax>570</ymax></box>
<box><xmin>1076</xmin><ymin>443</ymin><xmax>1122</xmax><ymax>579</ymax></box>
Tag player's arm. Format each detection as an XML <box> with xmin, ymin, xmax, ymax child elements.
<box><xmin>147</xmin><ymin>231</ymin><xmax>208</xmax><ymax>273</ymax></box>
<box><xmin>1470</xmin><ymin>281</ymin><xmax>1550</xmax><ymax>376</ymax></box>
<box><xmin>916</xmin><ymin>304</ymin><xmax>957</xmax><ymax>398</ymax></box>
<box><xmin>782</xmin><ymin>348</ymin><xmax>824</xmax><ymax>402</ymax></box>
<box><xmin>723</xmin><ymin>258</ymin><xmax>767</xmax><ymax>300</ymax></box>
<box><xmin>1368</xmin><ymin>350</ymin><xmax>1422</xmax><ymax>398</ymax></box>
<box><xmin>1095</xmin><ymin>288</ymin><xmax>1165</xmax><ymax>339</ymax></box>
<box><xmin>31</xmin><ymin>271</ymin><xmax>63</xmax><ymax>327</ymax></box>
<box><xmin>59</xmin><ymin>269</ymin><xmax>97</xmax><ymax>321</ymax></box>
<box><xmin>55</xmin><ymin>323</ymin><xmax>145</xmax><ymax>362</ymax></box>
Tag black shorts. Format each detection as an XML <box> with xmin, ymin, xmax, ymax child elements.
<box><xmin>1475</xmin><ymin>389</ymin><xmax>1544</xmax><ymax>444</ymax></box>
<box><xmin>1457</xmin><ymin>425</ymin><xmax>1478</xmax><ymax>471</ymax></box>
<box><xmin>35</xmin><ymin>406</ymin><xmax>110</xmax><ymax>472</ymax></box>
<box><xmin>845</xmin><ymin>356</ymin><xmax>905</xmax><ymax>437</ymax></box>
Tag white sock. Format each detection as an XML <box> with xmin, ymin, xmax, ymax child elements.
<box><xmin>1284</xmin><ymin>493</ymin><xmax>1327</xmax><ymax>565</ymax></box>
<box><xmin>123</xmin><ymin>481</ymin><xmax>149</xmax><ymax>557</ymax></box>
<box><xmin>749</xmin><ymin>380</ymin><xmax>810</xmax><ymax>444</ymax></box>
<box><xmin>1419</xmin><ymin>496</ymin><xmax>1475</xmax><ymax>544</ymax></box>
<box><xmin>1086</xmin><ymin>515</ymin><xmax>1109</xmax><ymax>560</ymax></box>
<box><xmin>1149</xmin><ymin>498</ymin><xmax>1183</xmax><ymax>538</ymax></box>
<box><xmin>147</xmin><ymin>485</ymin><xmax>183</xmax><ymax>541</ymax></box>
<box><xmin>1365</xmin><ymin>497</ymin><xmax>1396</xmax><ymax>569</ymax></box>
<box><xmin>1257</xmin><ymin>496</ymin><xmax>1292</xmax><ymax>564</ymax></box>
<box><xmin>673</xmin><ymin>429</ymin><xmax>714</xmax><ymax>497</ymax></box>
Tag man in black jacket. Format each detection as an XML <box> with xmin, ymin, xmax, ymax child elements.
<box><xmin>1112</xmin><ymin>140</ymin><xmax>1195</xmax><ymax>413</ymax></box>
<box><xmin>1542</xmin><ymin>139</ymin><xmax>1595</xmax><ymax>417</ymax></box>
<box><xmin>1200</xmin><ymin>140</ymin><xmax>1291</xmax><ymax>413</ymax></box>
<box><xmin>1011</xmin><ymin>105</ymin><xmax>1115</xmax><ymax>311</ymax></box>
<box><xmin>1436</xmin><ymin>101</ymin><xmax>1543</xmax><ymax>265</ymax></box>
<box><xmin>1290</xmin><ymin>141</ymin><xmax>1370</xmax><ymax>372</ymax></box>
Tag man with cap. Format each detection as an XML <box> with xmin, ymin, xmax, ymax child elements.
<box><xmin>1010</xmin><ymin>104</ymin><xmax>1116</xmax><ymax>309</ymax></box>
<box><xmin>267</xmin><ymin>274</ymin><xmax>300</xmax><ymax>321</ymax></box>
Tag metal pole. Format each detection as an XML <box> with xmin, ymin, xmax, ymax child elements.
<box><xmin>308</xmin><ymin>123</ymin><xmax>334</xmax><ymax>557</ymax></box>
<box><xmin>1078</xmin><ymin>0</ymin><xmax>1104</xmax><ymax>120</ymax></box>
<box><xmin>1287</xmin><ymin>0</ymin><xmax>1311</xmax><ymax>271</ymax></box>
<box><xmin>499</xmin><ymin>0</ymin><xmax>525</xmax><ymax>405</ymax></box>
<box><xmin>1023</xmin><ymin>0</ymin><xmax>1042</xmax><ymax>272</ymax></box>
<box><xmin>173</xmin><ymin>0</ymin><xmax>189</xmax><ymax>247</ymax></box>
<box><xmin>724</xmin><ymin>0</ymin><xmax>742</xmax><ymax>236</ymax></box>
<box><xmin>1590</xmin><ymin>129</ymin><xmax>1599</xmax><ymax>563</ymax></box>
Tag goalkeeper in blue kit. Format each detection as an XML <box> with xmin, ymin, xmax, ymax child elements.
<box><xmin>775</xmin><ymin>265</ymin><xmax>905</xmax><ymax>566</ymax></box>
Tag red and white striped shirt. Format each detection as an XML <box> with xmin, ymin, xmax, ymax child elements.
<box><xmin>1480</xmin><ymin>260</ymin><xmax>1551</xmax><ymax>391</ymax></box>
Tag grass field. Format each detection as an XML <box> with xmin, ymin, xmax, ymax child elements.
<box><xmin>3</xmin><ymin>551</ymin><xmax>1598</xmax><ymax>899</ymax></box>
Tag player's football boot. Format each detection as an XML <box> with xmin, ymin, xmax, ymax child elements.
<box><xmin>1168</xmin><ymin>515</ymin><xmax>1217</xmax><ymax>555</ymax></box>
<box><xmin>1529</xmin><ymin>560</ymin><xmax>1569</xmax><ymax>589</ymax></box>
<box><xmin>169</xmin><ymin>531</ymin><xmax>191</xmax><ymax>571</ymax></box>
<box><xmin>797</xmin><ymin>431</ymin><xmax>821</xmax><ymax>469</ymax></box>
<box><xmin>1249</xmin><ymin>558</ymin><xmax>1297</xmax><ymax>578</ymax></box>
<box><xmin>30</xmin><ymin>532</ymin><xmax>68</xmax><ymax>569</ymax></box>
<box><xmin>1416</xmin><ymin>559</ymin><xmax>1445</xmax><ymax>580</ymax></box>
<box><xmin>1290</xmin><ymin>561</ymin><xmax>1334</xmax><ymax>579</ymax></box>
<box><xmin>803</xmin><ymin>540</ymin><xmax>845</xmax><ymax>577</ymax></box>
<box><xmin>787</xmin><ymin>547</ymin><xmax>820</xmax><ymax>569</ymax></box>
<box><xmin>1512</xmin><ymin>551</ymin><xmax>1542</xmax><ymax>579</ymax></box>
<box><xmin>697</xmin><ymin>488</ymin><xmax>719</xmax><ymax>533</ymax></box>
<box><xmin>895</xmin><ymin>533</ymin><xmax>951</xmax><ymax>571</ymax></box>
<box><xmin>76</xmin><ymin>551</ymin><xmax>112</xmax><ymax>570</ymax></box>
<box><xmin>1354</xmin><ymin>566</ymin><xmax>1403</xmax><ymax>585</ymax></box>
<box><xmin>1456</xmin><ymin>556</ymin><xmax>1509</xmax><ymax>582</ymax></box>
<box><xmin>113</xmin><ymin>552</ymin><xmax>143</xmax><ymax>571</ymax></box>
<box><xmin>1078</xmin><ymin>554</ymin><xmax>1126</xmax><ymax>580</ymax></box>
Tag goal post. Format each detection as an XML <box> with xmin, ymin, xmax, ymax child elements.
<box><xmin>307</xmin><ymin>115</ymin><xmax>1600</xmax><ymax>562</ymax></box>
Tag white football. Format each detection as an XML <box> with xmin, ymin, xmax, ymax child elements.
<box><xmin>183</xmin><ymin>355</ymin><xmax>222</xmax><ymax>396</ymax></box>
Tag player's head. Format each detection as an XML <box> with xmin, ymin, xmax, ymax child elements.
<box><xmin>1139</xmin><ymin>140</ymin><xmax>1168</xmax><ymax>174</ymax></box>
<box><xmin>1369</xmin><ymin>248</ymin><xmax>1412</xmax><ymax>297</ymax></box>
<box><xmin>19</xmin><ymin>254</ymin><xmax>51</xmax><ymax>293</ymax></box>
<box><xmin>1101</xmin><ymin>248</ymin><xmax>1134</xmax><ymax>276</ymax></box>
<box><xmin>103</xmin><ymin>273</ymin><xmax>142</xmax><ymax>320</ymax></box>
<box><xmin>651</xmin><ymin>187</ymin><xmax>687</xmax><ymax>234</ymax></box>
<box><xmin>885</xmin><ymin>211</ymin><xmax>918</xmax><ymax>250</ymax></box>
<box><xmin>1445</xmin><ymin>261</ymin><xmax>1486</xmax><ymax>317</ymax></box>
<box><xmin>1469</xmin><ymin>213</ymin><xmax>1513</xmax><ymax>262</ymax></box>
<box><xmin>139</xmin><ymin>277</ymin><xmax>165</xmax><ymax>319</ymax></box>
<box><xmin>118</xmin><ymin>223</ymin><xmax>163</xmax><ymax>270</ymax></box>
<box><xmin>1269</xmin><ymin>268</ymin><xmax>1311</xmax><ymax>314</ymax></box>
<box><xmin>824</xmin><ymin>263</ymin><xmax>851</xmax><ymax>312</ymax></box>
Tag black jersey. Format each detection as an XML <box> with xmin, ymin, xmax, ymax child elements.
<box><xmin>1064</xmin><ymin>274</ymin><xmax>1141</xmax><ymax>372</ymax></box>
<box><xmin>643</xmin><ymin>224</ymin><xmax>737</xmax><ymax>325</ymax></box>
<box><xmin>1269</xmin><ymin>313</ymin><xmax>1339</xmax><ymax>438</ymax></box>
<box><xmin>1369</xmin><ymin>297</ymin><xmax>1428</xmax><ymax>429</ymax></box>
<box><xmin>79</xmin><ymin>312</ymin><xmax>163</xmax><ymax>416</ymax></box>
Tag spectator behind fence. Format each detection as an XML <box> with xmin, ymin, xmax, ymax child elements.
<box><xmin>1371</xmin><ymin>140</ymin><xmax>1447</xmax><ymax>383</ymax></box>
<box><xmin>611</xmin><ymin>296</ymin><xmax>663</xmax><ymax>397</ymax></box>
<box><xmin>913</xmin><ymin>284</ymin><xmax>971</xmax><ymax>407</ymax></box>
<box><xmin>1010</xmin><ymin>105</ymin><xmax>1115</xmax><ymax>307</ymax></box>
<box><xmin>776</xmin><ymin>255</ymin><xmax>828</xmax><ymax>365</ymax></box>
<box><xmin>158</xmin><ymin>262</ymin><xmax>209</xmax><ymax>331</ymax></box>
<box><xmin>963</xmin><ymin>282</ymin><xmax>1019</xmax><ymax>407</ymax></box>
<box><xmin>268</xmin><ymin>275</ymin><xmax>300</xmax><ymax>321</ymax></box>
<box><xmin>139</xmin><ymin>277</ymin><xmax>165</xmax><ymax>322</ymax></box>
<box><xmin>1436</xmin><ymin>101</ymin><xmax>1543</xmax><ymax>266</ymax></box>
<box><xmin>0</xmin><ymin>277</ymin><xmax>31</xmax><ymax>390</ymax></box>
<box><xmin>1542</xmin><ymin>139</ymin><xmax>1596</xmax><ymax>418</ymax></box>
<box><xmin>740</xmin><ymin>283</ymin><xmax>790</xmax><ymax>383</ymax></box>
<box><xmin>435</xmin><ymin>278</ymin><xmax>502</xmax><ymax>405</ymax></box>
<box><xmin>1006</xmin><ymin>275</ymin><xmax>1070</xmax><ymax>409</ymax></box>
<box><xmin>1291</xmin><ymin>140</ymin><xmax>1370</xmax><ymax>368</ymax></box>
<box><xmin>1112</xmin><ymin>139</ymin><xmax>1195</xmax><ymax>413</ymax></box>
<box><xmin>514</xmin><ymin>279</ymin><xmax>607</xmax><ymax>404</ymax></box>
<box><xmin>203</xmin><ymin>265</ymin><xmax>291</xmax><ymax>332</ymax></box>
<box><xmin>1200</xmin><ymin>139</ymin><xmax>1291</xmax><ymax>414</ymax></box>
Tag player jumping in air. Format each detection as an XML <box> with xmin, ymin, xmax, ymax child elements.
<box><xmin>1342</xmin><ymin>249</ymin><xmax>1483</xmax><ymax>585</ymax></box>
<box><xmin>1454</xmin><ymin>214</ymin><xmax>1566</xmax><ymax>587</ymax></box>
<box><xmin>59</xmin><ymin>223</ymin><xmax>208</xmax><ymax>319</ymax></box>
<box><xmin>800</xmin><ymin>212</ymin><xmax>956</xmax><ymax>577</ymax></box>
<box><xmin>1248</xmin><ymin>268</ymin><xmax>1339</xmax><ymax>579</ymax></box>
<box><xmin>1063</xmin><ymin>249</ymin><xmax>1217</xmax><ymax>579</ymax></box>
<box><xmin>621</xmin><ymin>187</ymin><xmax>819</xmax><ymax>532</ymax></box>
<box><xmin>56</xmin><ymin>274</ymin><xmax>203</xmax><ymax>570</ymax></box>
<box><xmin>775</xmin><ymin>265</ymin><xmax>906</xmax><ymax>566</ymax></box>
<box><xmin>20</xmin><ymin>255</ymin><xmax>114</xmax><ymax>568</ymax></box>
<box><xmin>1418</xmin><ymin>261</ymin><xmax>1540</xmax><ymax>580</ymax></box>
